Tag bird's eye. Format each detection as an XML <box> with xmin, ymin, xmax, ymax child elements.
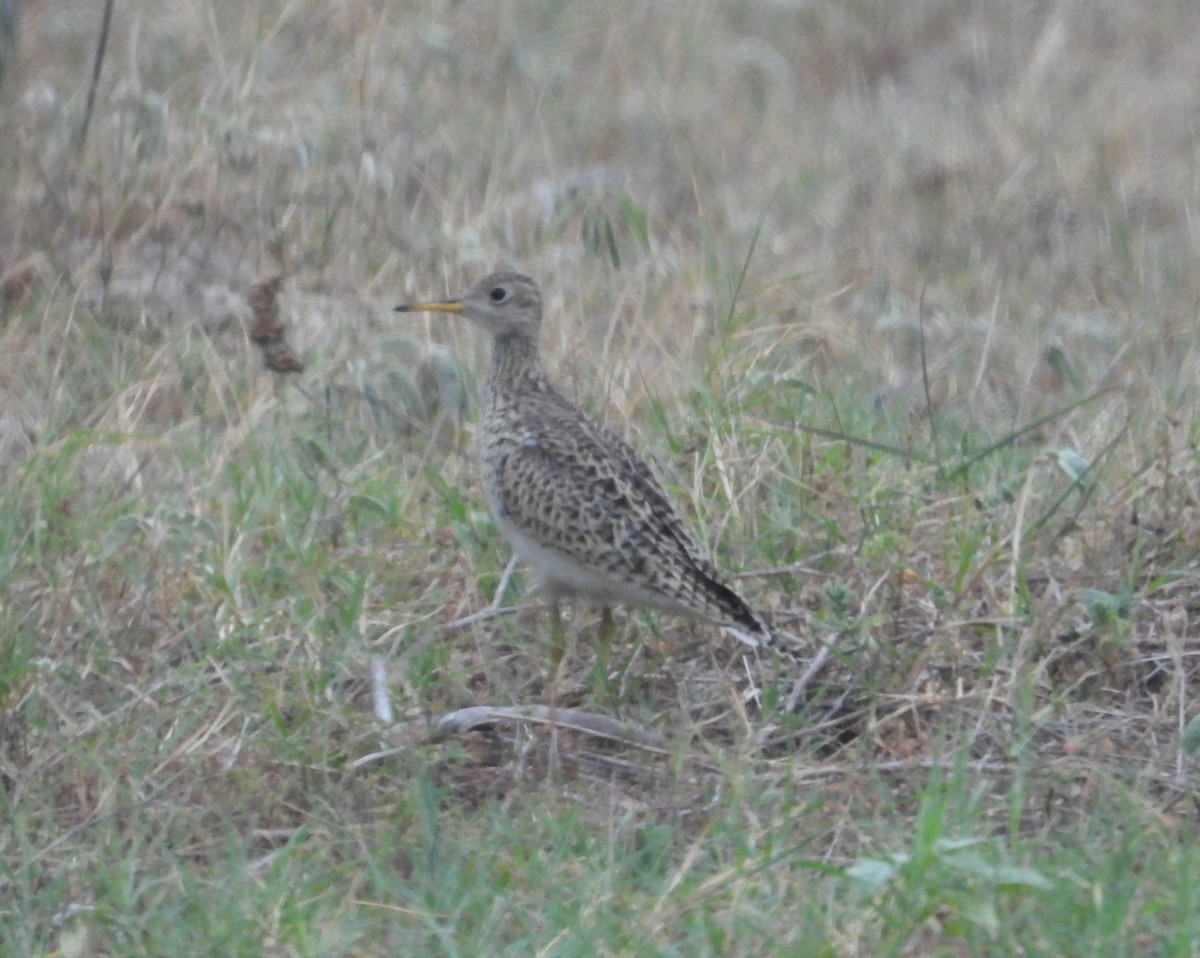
<box><xmin>489</xmin><ymin>286</ymin><xmax>508</xmax><ymax>303</ymax></box>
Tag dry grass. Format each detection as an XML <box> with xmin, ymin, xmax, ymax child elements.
<box><xmin>2</xmin><ymin>0</ymin><xmax>1199</xmax><ymax>954</ymax></box>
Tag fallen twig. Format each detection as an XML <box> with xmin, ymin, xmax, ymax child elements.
<box><xmin>785</xmin><ymin>629</ymin><xmax>843</xmax><ymax>713</ymax></box>
<box><xmin>428</xmin><ymin>704</ymin><xmax>667</xmax><ymax>751</ymax></box>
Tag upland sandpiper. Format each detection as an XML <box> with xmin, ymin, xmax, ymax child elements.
<box><xmin>397</xmin><ymin>273</ymin><xmax>802</xmax><ymax>671</ymax></box>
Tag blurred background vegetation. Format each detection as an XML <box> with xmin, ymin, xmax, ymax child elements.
<box><xmin>2</xmin><ymin>1</ymin><xmax>1199</xmax><ymax>954</ymax></box>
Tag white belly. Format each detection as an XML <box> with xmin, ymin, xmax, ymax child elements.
<box><xmin>494</xmin><ymin>513</ymin><xmax>695</xmax><ymax>616</ymax></box>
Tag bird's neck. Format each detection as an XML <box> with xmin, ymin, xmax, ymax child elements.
<box><xmin>488</xmin><ymin>333</ymin><xmax>547</xmax><ymax>394</ymax></box>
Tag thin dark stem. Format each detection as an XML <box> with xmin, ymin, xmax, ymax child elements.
<box><xmin>77</xmin><ymin>0</ymin><xmax>115</xmax><ymax>156</ymax></box>
<box><xmin>917</xmin><ymin>286</ymin><xmax>946</xmax><ymax>480</ymax></box>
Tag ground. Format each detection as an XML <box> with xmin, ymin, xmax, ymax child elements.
<box><xmin>1</xmin><ymin>1</ymin><xmax>1199</xmax><ymax>954</ymax></box>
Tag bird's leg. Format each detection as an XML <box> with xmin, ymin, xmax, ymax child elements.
<box><xmin>546</xmin><ymin>605</ymin><xmax>617</xmax><ymax>703</ymax></box>
<box><xmin>545</xmin><ymin>600</ymin><xmax>569</xmax><ymax>701</ymax></box>
<box><xmin>595</xmin><ymin>606</ymin><xmax>614</xmax><ymax>682</ymax></box>
<box><xmin>599</xmin><ymin>606</ymin><xmax>615</xmax><ymax>645</ymax></box>
<box><xmin>588</xmin><ymin>606</ymin><xmax>619</xmax><ymax>701</ymax></box>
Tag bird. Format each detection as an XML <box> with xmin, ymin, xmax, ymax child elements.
<box><xmin>396</xmin><ymin>272</ymin><xmax>803</xmax><ymax>677</ymax></box>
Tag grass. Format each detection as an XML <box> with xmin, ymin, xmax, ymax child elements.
<box><xmin>2</xmin><ymin>0</ymin><xmax>1200</xmax><ymax>954</ymax></box>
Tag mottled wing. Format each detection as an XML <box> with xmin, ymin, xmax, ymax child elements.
<box><xmin>488</xmin><ymin>389</ymin><xmax>765</xmax><ymax>633</ymax></box>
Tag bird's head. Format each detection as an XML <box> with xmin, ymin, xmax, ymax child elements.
<box><xmin>396</xmin><ymin>272</ymin><xmax>543</xmax><ymax>341</ymax></box>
